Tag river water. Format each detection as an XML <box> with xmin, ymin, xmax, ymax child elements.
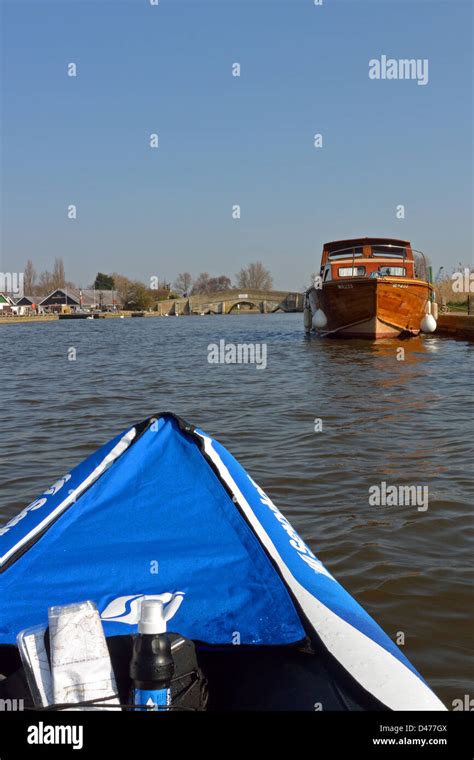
<box><xmin>0</xmin><ymin>313</ymin><xmax>472</xmax><ymax>707</ymax></box>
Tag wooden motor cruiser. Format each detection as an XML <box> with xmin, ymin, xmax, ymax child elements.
<box><xmin>304</xmin><ymin>238</ymin><xmax>438</xmax><ymax>339</ymax></box>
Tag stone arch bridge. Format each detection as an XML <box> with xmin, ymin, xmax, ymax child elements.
<box><xmin>156</xmin><ymin>289</ymin><xmax>304</xmax><ymax>316</ymax></box>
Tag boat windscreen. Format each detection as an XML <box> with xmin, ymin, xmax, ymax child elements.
<box><xmin>371</xmin><ymin>246</ymin><xmax>406</xmax><ymax>258</ymax></box>
<box><xmin>328</xmin><ymin>246</ymin><xmax>363</xmax><ymax>259</ymax></box>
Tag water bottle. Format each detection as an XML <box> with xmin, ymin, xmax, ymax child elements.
<box><xmin>129</xmin><ymin>599</ymin><xmax>174</xmax><ymax>710</ymax></box>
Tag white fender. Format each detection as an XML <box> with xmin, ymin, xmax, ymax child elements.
<box><xmin>312</xmin><ymin>309</ymin><xmax>328</xmax><ymax>329</ymax></box>
<box><xmin>421</xmin><ymin>314</ymin><xmax>437</xmax><ymax>333</ymax></box>
<box><xmin>421</xmin><ymin>301</ymin><xmax>437</xmax><ymax>333</ymax></box>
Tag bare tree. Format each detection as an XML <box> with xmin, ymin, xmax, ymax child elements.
<box><xmin>173</xmin><ymin>272</ymin><xmax>193</xmax><ymax>296</ymax></box>
<box><xmin>236</xmin><ymin>262</ymin><xmax>273</xmax><ymax>290</ymax></box>
<box><xmin>23</xmin><ymin>260</ymin><xmax>37</xmax><ymax>294</ymax></box>
<box><xmin>35</xmin><ymin>259</ymin><xmax>66</xmax><ymax>295</ymax></box>
<box><xmin>191</xmin><ymin>272</ymin><xmax>212</xmax><ymax>294</ymax></box>
<box><xmin>208</xmin><ymin>275</ymin><xmax>232</xmax><ymax>292</ymax></box>
<box><xmin>37</xmin><ymin>271</ymin><xmax>55</xmax><ymax>296</ymax></box>
<box><xmin>51</xmin><ymin>258</ymin><xmax>66</xmax><ymax>289</ymax></box>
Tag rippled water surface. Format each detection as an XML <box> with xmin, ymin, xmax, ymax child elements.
<box><xmin>0</xmin><ymin>314</ymin><xmax>472</xmax><ymax>706</ymax></box>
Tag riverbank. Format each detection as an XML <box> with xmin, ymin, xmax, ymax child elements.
<box><xmin>435</xmin><ymin>313</ymin><xmax>474</xmax><ymax>340</ymax></box>
<box><xmin>0</xmin><ymin>311</ymin><xmax>278</xmax><ymax>324</ymax></box>
<box><xmin>0</xmin><ymin>312</ymin><xmax>137</xmax><ymax>324</ymax></box>
<box><xmin>0</xmin><ymin>314</ymin><xmax>58</xmax><ymax>324</ymax></box>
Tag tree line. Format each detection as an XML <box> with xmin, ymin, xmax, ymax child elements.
<box><xmin>21</xmin><ymin>259</ymin><xmax>274</xmax><ymax>310</ymax></box>
<box><xmin>173</xmin><ymin>263</ymin><xmax>273</xmax><ymax>295</ymax></box>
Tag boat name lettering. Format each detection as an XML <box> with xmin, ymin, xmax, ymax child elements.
<box><xmin>43</xmin><ymin>474</ymin><xmax>71</xmax><ymax>496</ymax></box>
<box><xmin>0</xmin><ymin>475</ymin><xmax>71</xmax><ymax>537</ymax></box>
<box><xmin>249</xmin><ymin>476</ymin><xmax>333</xmax><ymax>580</ymax></box>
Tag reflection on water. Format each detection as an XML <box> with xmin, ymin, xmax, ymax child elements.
<box><xmin>0</xmin><ymin>314</ymin><xmax>472</xmax><ymax>706</ymax></box>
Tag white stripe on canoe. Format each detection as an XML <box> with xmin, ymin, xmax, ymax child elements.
<box><xmin>198</xmin><ymin>432</ymin><xmax>446</xmax><ymax>711</ymax></box>
<box><xmin>0</xmin><ymin>428</ymin><xmax>137</xmax><ymax>568</ymax></box>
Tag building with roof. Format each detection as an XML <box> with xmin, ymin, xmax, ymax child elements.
<box><xmin>14</xmin><ymin>295</ymin><xmax>39</xmax><ymax>315</ymax></box>
<box><xmin>0</xmin><ymin>294</ymin><xmax>15</xmax><ymax>313</ymax></box>
<box><xmin>15</xmin><ymin>295</ymin><xmax>37</xmax><ymax>306</ymax></box>
<box><xmin>39</xmin><ymin>288</ymin><xmax>122</xmax><ymax>312</ymax></box>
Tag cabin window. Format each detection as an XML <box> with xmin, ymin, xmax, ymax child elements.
<box><xmin>323</xmin><ymin>266</ymin><xmax>331</xmax><ymax>282</ymax></box>
<box><xmin>328</xmin><ymin>246</ymin><xmax>363</xmax><ymax>260</ymax></box>
<box><xmin>372</xmin><ymin>246</ymin><xmax>406</xmax><ymax>258</ymax></box>
<box><xmin>338</xmin><ymin>266</ymin><xmax>366</xmax><ymax>277</ymax></box>
<box><xmin>378</xmin><ymin>266</ymin><xmax>406</xmax><ymax>276</ymax></box>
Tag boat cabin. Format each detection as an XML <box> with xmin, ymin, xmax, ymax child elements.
<box><xmin>319</xmin><ymin>238</ymin><xmax>427</xmax><ymax>284</ymax></box>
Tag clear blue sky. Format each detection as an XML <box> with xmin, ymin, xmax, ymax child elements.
<box><xmin>1</xmin><ymin>0</ymin><xmax>472</xmax><ymax>290</ymax></box>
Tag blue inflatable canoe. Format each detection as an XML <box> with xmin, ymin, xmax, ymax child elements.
<box><xmin>0</xmin><ymin>413</ymin><xmax>445</xmax><ymax>710</ymax></box>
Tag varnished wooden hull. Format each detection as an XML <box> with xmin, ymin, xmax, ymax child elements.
<box><xmin>318</xmin><ymin>278</ymin><xmax>432</xmax><ymax>338</ymax></box>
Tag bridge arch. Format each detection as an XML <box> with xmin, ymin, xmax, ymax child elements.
<box><xmin>226</xmin><ymin>300</ymin><xmax>261</xmax><ymax>314</ymax></box>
